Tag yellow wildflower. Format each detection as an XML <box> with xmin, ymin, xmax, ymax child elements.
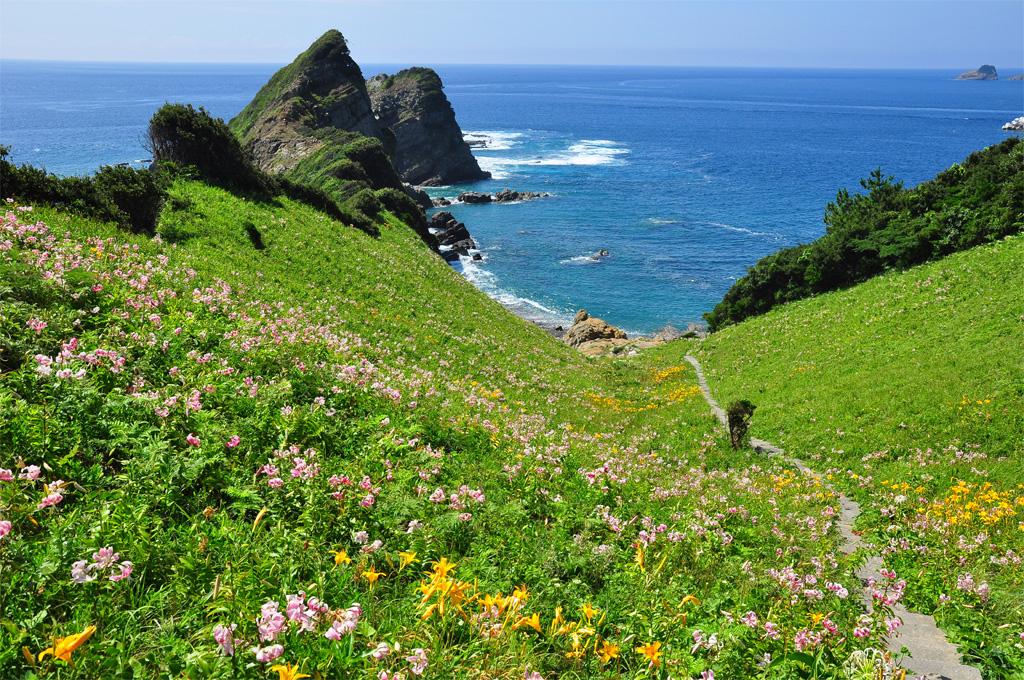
<box><xmin>38</xmin><ymin>625</ymin><xmax>96</xmax><ymax>663</ymax></box>
<box><xmin>635</xmin><ymin>545</ymin><xmax>646</xmax><ymax>572</ymax></box>
<box><xmin>598</xmin><ymin>639</ymin><xmax>620</xmax><ymax>663</ymax></box>
<box><xmin>332</xmin><ymin>549</ymin><xmax>351</xmax><ymax>567</ymax></box>
<box><xmin>513</xmin><ymin>612</ymin><xmax>542</xmax><ymax>633</ymax></box>
<box><xmin>680</xmin><ymin>594</ymin><xmax>701</xmax><ymax>607</ymax></box>
<box><xmin>635</xmin><ymin>641</ymin><xmax>662</xmax><ymax>667</ymax></box>
<box><xmin>399</xmin><ymin>551</ymin><xmax>417</xmax><ymax>571</ymax></box>
<box><xmin>430</xmin><ymin>557</ymin><xmax>457</xmax><ymax>580</ymax></box>
<box><xmin>361</xmin><ymin>567</ymin><xmax>385</xmax><ymax>589</ymax></box>
<box><xmin>581</xmin><ymin>602</ymin><xmax>598</xmax><ymax>622</ymax></box>
<box><xmin>270</xmin><ymin>664</ymin><xmax>311</xmax><ymax>680</ymax></box>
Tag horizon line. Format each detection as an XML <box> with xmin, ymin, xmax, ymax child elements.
<box><xmin>3</xmin><ymin>57</ymin><xmax>1024</xmax><ymax>73</ymax></box>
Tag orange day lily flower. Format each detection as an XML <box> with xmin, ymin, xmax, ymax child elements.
<box><xmin>513</xmin><ymin>612</ymin><xmax>542</xmax><ymax>633</ymax></box>
<box><xmin>38</xmin><ymin>625</ymin><xmax>96</xmax><ymax>663</ymax></box>
<box><xmin>635</xmin><ymin>640</ymin><xmax>662</xmax><ymax>667</ymax></box>
<box><xmin>598</xmin><ymin>639</ymin><xmax>620</xmax><ymax>663</ymax></box>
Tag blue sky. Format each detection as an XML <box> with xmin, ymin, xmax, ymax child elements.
<box><xmin>1</xmin><ymin>0</ymin><xmax>1022</xmax><ymax>68</ymax></box>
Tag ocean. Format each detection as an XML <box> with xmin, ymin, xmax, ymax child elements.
<box><xmin>2</xmin><ymin>60</ymin><xmax>1022</xmax><ymax>333</ymax></box>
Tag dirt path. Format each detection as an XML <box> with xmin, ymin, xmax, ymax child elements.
<box><xmin>683</xmin><ymin>354</ymin><xmax>982</xmax><ymax>680</ymax></box>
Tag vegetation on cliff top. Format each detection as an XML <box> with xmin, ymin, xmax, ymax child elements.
<box><xmin>706</xmin><ymin>137</ymin><xmax>1024</xmax><ymax>330</ymax></box>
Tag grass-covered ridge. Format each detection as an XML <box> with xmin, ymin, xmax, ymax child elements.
<box><xmin>707</xmin><ymin>137</ymin><xmax>1024</xmax><ymax>330</ymax></box>
<box><xmin>1</xmin><ymin>181</ymin><xmax>917</xmax><ymax>678</ymax></box>
<box><xmin>688</xmin><ymin>234</ymin><xmax>1024</xmax><ymax>673</ymax></box>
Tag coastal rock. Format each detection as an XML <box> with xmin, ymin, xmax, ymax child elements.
<box><xmin>432</xmin><ymin>197</ymin><xmax>451</xmax><ymax>207</ymax></box>
<box><xmin>1010</xmin><ymin>74</ymin><xmax>1024</xmax><ymax>81</ymax></box>
<box><xmin>494</xmin><ymin>188</ymin><xmax>551</xmax><ymax>203</ymax></box>
<box><xmin>367</xmin><ymin>68</ymin><xmax>489</xmax><ymax>186</ymax></box>
<box><xmin>1002</xmin><ymin>116</ymin><xmax>1024</xmax><ymax>131</ymax></box>
<box><xmin>564</xmin><ymin>309</ymin><xmax>627</xmax><ymax>348</ymax></box>
<box><xmin>458</xmin><ymin>191</ymin><xmax>493</xmax><ymax>204</ymax></box>
<box><xmin>405</xmin><ymin>184</ymin><xmax>433</xmax><ymax>209</ymax></box>
<box><xmin>956</xmin><ymin>65</ymin><xmax>998</xmax><ymax>80</ymax></box>
<box><xmin>429</xmin><ymin>211</ymin><xmax>477</xmax><ymax>260</ymax></box>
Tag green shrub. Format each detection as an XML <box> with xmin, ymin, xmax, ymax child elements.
<box><xmin>148</xmin><ymin>103</ymin><xmax>271</xmax><ymax>196</ymax></box>
<box><xmin>726</xmin><ymin>399</ymin><xmax>756</xmax><ymax>449</ymax></box>
<box><xmin>93</xmin><ymin>165</ymin><xmax>167</xmax><ymax>233</ymax></box>
<box><xmin>707</xmin><ymin>138</ymin><xmax>1024</xmax><ymax>330</ymax></box>
<box><xmin>0</xmin><ymin>147</ymin><xmax>164</xmax><ymax>233</ymax></box>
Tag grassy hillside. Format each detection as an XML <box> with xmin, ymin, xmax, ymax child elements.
<box><xmin>683</xmin><ymin>234</ymin><xmax>1024</xmax><ymax>673</ymax></box>
<box><xmin>707</xmin><ymin>137</ymin><xmax>1024</xmax><ymax>330</ymax></box>
<box><xmin>0</xmin><ymin>183</ymin><xmax>903</xmax><ymax>679</ymax></box>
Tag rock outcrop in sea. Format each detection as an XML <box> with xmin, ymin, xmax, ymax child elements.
<box><xmin>431</xmin><ymin>189</ymin><xmax>551</xmax><ymax>206</ymax></box>
<box><xmin>230</xmin><ymin>29</ymin><xmax>396</xmax><ymax>177</ymax></box>
<box><xmin>228</xmin><ymin>29</ymin><xmax>488</xmax><ymax>253</ymax></box>
<box><xmin>956</xmin><ymin>65</ymin><xmax>998</xmax><ymax>80</ymax></box>
<box><xmin>367</xmin><ymin>68</ymin><xmax>489</xmax><ymax>186</ymax></box>
<box><xmin>1002</xmin><ymin>116</ymin><xmax>1024</xmax><ymax>131</ymax></box>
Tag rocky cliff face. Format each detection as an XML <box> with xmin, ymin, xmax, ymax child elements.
<box><xmin>367</xmin><ymin>68</ymin><xmax>489</xmax><ymax>186</ymax></box>
<box><xmin>230</xmin><ymin>30</ymin><xmax>397</xmax><ymax>178</ymax></box>
<box><xmin>956</xmin><ymin>65</ymin><xmax>998</xmax><ymax>80</ymax></box>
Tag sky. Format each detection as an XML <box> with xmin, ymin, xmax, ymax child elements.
<box><xmin>1</xmin><ymin>0</ymin><xmax>1022</xmax><ymax>69</ymax></box>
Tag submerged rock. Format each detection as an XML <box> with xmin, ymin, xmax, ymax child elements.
<box><xmin>367</xmin><ymin>68</ymin><xmax>489</xmax><ymax>186</ymax></box>
<box><xmin>956</xmin><ymin>65</ymin><xmax>998</xmax><ymax>80</ymax></box>
<box><xmin>564</xmin><ymin>309</ymin><xmax>628</xmax><ymax>348</ymax></box>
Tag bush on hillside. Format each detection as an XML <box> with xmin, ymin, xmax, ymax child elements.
<box><xmin>0</xmin><ymin>146</ymin><xmax>165</xmax><ymax>233</ymax></box>
<box><xmin>726</xmin><ymin>399</ymin><xmax>757</xmax><ymax>449</ymax></box>
<box><xmin>92</xmin><ymin>164</ymin><xmax>167</xmax><ymax>233</ymax></box>
<box><xmin>706</xmin><ymin>138</ymin><xmax>1024</xmax><ymax>330</ymax></box>
<box><xmin>148</xmin><ymin>103</ymin><xmax>272</xmax><ymax>196</ymax></box>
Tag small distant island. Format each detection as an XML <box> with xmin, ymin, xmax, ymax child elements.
<box><xmin>955</xmin><ymin>64</ymin><xmax>998</xmax><ymax>80</ymax></box>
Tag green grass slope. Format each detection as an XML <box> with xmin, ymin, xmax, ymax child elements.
<box><xmin>679</xmin><ymin>234</ymin><xmax>1024</xmax><ymax>672</ymax></box>
<box><xmin>2</xmin><ymin>182</ymin><xmax>900</xmax><ymax>679</ymax></box>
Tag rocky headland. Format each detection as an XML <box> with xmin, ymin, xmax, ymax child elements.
<box><xmin>228</xmin><ymin>29</ymin><xmax>496</xmax><ymax>255</ymax></box>
<box><xmin>366</xmin><ymin>68</ymin><xmax>489</xmax><ymax>186</ymax></box>
<box><xmin>956</xmin><ymin>65</ymin><xmax>998</xmax><ymax>80</ymax></box>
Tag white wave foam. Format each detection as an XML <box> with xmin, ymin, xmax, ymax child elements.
<box><xmin>478</xmin><ymin>139</ymin><xmax>629</xmax><ymax>174</ymax></box>
<box><xmin>463</xmin><ymin>130</ymin><xmax>524</xmax><ymax>151</ymax></box>
<box><xmin>559</xmin><ymin>254</ymin><xmax>604</xmax><ymax>265</ymax></box>
<box><xmin>475</xmin><ymin>156</ymin><xmax>512</xmax><ymax>180</ymax></box>
<box><xmin>707</xmin><ymin>222</ymin><xmax>776</xmax><ymax>238</ymax></box>
<box><xmin>645</xmin><ymin>217</ymin><xmax>678</xmax><ymax>225</ymax></box>
<box><xmin>458</xmin><ymin>256</ymin><xmax>569</xmax><ymax>325</ymax></box>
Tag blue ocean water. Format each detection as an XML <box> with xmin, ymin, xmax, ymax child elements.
<box><xmin>2</xmin><ymin>61</ymin><xmax>1022</xmax><ymax>332</ymax></box>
